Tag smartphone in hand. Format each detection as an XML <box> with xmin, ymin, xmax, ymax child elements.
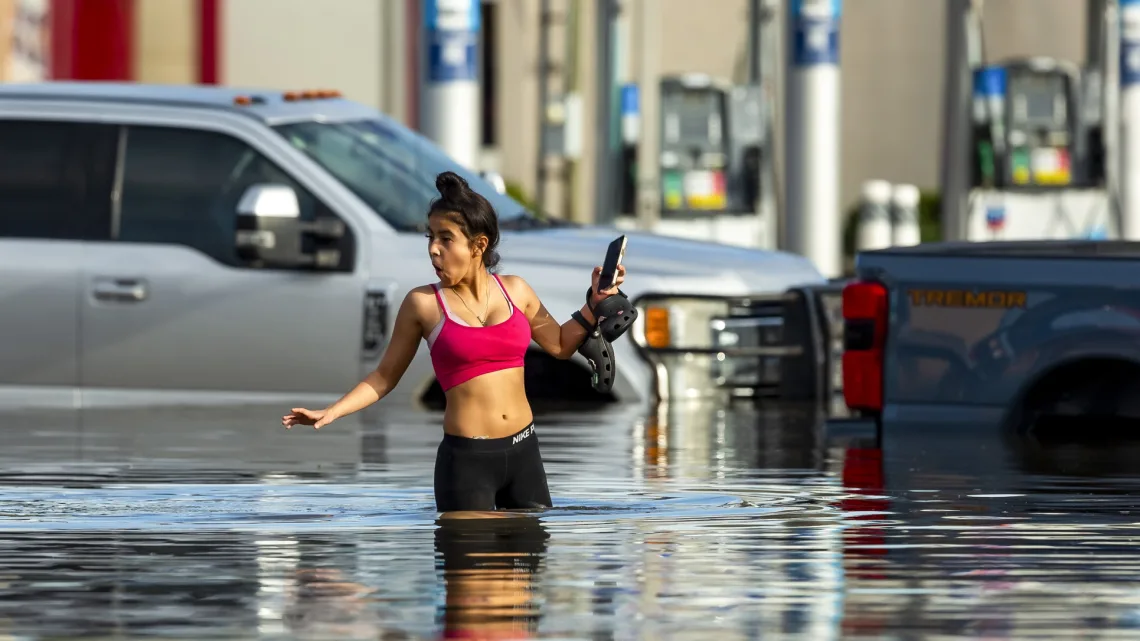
<box><xmin>598</xmin><ymin>235</ymin><xmax>627</xmax><ymax>292</ymax></box>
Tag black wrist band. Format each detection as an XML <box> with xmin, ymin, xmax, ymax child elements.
<box><xmin>572</xmin><ymin>310</ymin><xmax>595</xmax><ymax>332</ymax></box>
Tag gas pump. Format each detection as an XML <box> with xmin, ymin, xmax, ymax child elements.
<box><xmin>616</xmin><ymin>73</ymin><xmax>777</xmax><ymax>249</ymax></box>
<box><xmin>657</xmin><ymin>75</ymin><xmax>732</xmax><ymax>213</ymax></box>
<box><xmin>965</xmin><ymin>56</ymin><xmax>1112</xmax><ymax>240</ymax></box>
<box><xmin>971</xmin><ymin>58</ymin><xmax>1092</xmax><ymax>190</ymax></box>
<box><xmin>944</xmin><ymin>1</ymin><xmax>1115</xmax><ymax>243</ymax></box>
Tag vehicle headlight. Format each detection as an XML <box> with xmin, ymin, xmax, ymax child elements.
<box><xmin>631</xmin><ymin>294</ymin><xmax>792</xmax><ymax>392</ymax></box>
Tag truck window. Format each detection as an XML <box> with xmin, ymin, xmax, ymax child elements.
<box><xmin>0</xmin><ymin>119</ymin><xmax>113</xmax><ymax>241</ymax></box>
<box><xmin>273</xmin><ymin>118</ymin><xmax>529</xmax><ymax>231</ymax></box>
<box><xmin>117</xmin><ymin>125</ymin><xmax>343</xmax><ymax>268</ymax></box>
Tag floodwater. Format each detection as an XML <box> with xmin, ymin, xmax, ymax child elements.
<box><xmin>3</xmin><ymin>401</ymin><xmax>1140</xmax><ymax>639</ymax></box>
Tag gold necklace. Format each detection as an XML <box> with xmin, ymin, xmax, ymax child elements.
<box><xmin>453</xmin><ymin>279</ymin><xmax>490</xmax><ymax>326</ymax></box>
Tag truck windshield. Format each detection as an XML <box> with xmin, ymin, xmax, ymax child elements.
<box><xmin>273</xmin><ymin>118</ymin><xmax>530</xmax><ymax>231</ymax></box>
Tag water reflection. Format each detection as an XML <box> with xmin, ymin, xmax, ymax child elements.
<box><xmin>283</xmin><ymin>566</ymin><xmax>387</xmax><ymax>638</ymax></box>
<box><xmin>434</xmin><ymin>514</ymin><xmax>549</xmax><ymax>637</ymax></box>
<box><xmin>3</xmin><ymin>399</ymin><xmax>1140</xmax><ymax>638</ymax></box>
<box><xmin>0</xmin><ymin>530</ymin><xmax>265</xmax><ymax>638</ymax></box>
<box><xmin>632</xmin><ymin>398</ymin><xmax>828</xmax><ymax>480</ymax></box>
<box><xmin>1013</xmin><ymin>420</ymin><xmax>1140</xmax><ymax>481</ymax></box>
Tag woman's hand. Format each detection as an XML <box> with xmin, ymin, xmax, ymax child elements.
<box><xmin>589</xmin><ymin>264</ymin><xmax>627</xmax><ymax>309</ymax></box>
<box><xmin>282</xmin><ymin>407</ymin><xmax>334</xmax><ymax>430</ymax></box>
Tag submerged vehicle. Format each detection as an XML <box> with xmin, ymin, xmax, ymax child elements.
<box><xmin>0</xmin><ymin>82</ymin><xmax>827</xmax><ymax>430</ymax></box>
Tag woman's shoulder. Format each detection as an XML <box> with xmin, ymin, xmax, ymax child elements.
<box><xmin>496</xmin><ymin>273</ymin><xmax>531</xmax><ymax>292</ymax></box>
<box><xmin>399</xmin><ymin>284</ymin><xmax>441</xmax><ymax>314</ymax></box>
<box><xmin>409</xmin><ymin>283</ymin><xmax>440</xmax><ymax>296</ymax></box>
<box><xmin>496</xmin><ymin>273</ymin><xmax>538</xmax><ymax>306</ymax></box>
<box><xmin>392</xmin><ymin>284</ymin><xmax>446</xmax><ymax>329</ymax></box>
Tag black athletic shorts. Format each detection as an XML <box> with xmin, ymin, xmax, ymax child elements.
<box><xmin>433</xmin><ymin>422</ymin><xmax>553</xmax><ymax>512</ymax></box>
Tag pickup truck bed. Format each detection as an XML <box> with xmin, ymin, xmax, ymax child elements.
<box><xmin>839</xmin><ymin>240</ymin><xmax>1140</xmax><ymax>440</ymax></box>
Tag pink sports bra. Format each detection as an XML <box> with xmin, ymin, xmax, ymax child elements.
<box><xmin>427</xmin><ymin>273</ymin><xmax>532</xmax><ymax>392</ymax></box>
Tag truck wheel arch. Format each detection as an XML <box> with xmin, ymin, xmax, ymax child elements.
<box><xmin>1003</xmin><ymin>351</ymin><xmax>1140</xmax><ymax>434</ymax></box>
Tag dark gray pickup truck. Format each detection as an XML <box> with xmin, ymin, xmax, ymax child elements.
<box><xmin>838</xmin><ymin>240</ymin><xmax>1140</xmax><ymax>439</ymax></box>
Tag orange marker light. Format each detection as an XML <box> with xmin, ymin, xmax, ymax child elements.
<box><xmin>644</xmin><ymin>306</ymin><xmax>671</xmax><ymax>348</ymax></box>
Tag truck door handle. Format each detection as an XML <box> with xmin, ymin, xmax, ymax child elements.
<box><xmin>92</xmin><ymin>278</ymin><xmax>148</xmax><ymax>302</ymax></box>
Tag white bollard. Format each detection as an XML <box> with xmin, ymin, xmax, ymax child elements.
<box><xmin>422</xmin><ymin>0</ymin><xmax>481</xmax><ymax>169</ymax></box>
<box><xmin>891</xmin><ymin>183</ymin><xmax>923</xmax><ymax>247</ymax></box>
<box><xmin>784</xmin><ymin>0</ymin><xmax>843</xmax><ymax>277</ymax></box>
<box><xmin>855</xmin><ymin>179</ymin><xmax>894</xmax><ymax>252</ymax></box>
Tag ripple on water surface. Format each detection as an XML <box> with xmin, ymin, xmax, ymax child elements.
<box><xmin>2</xmin><ymin>403</ymin><xmax>1140</xmax><ymax>639</ymax></box>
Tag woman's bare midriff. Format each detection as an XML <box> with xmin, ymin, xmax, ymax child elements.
<box><xmin>441</xmin><ymin>367</ymin><xmax>533</xmax><ymax>438</ymax></box>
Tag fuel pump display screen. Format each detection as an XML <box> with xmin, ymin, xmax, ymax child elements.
<box><xmin>660</xmin><ymin>86</ymin><xmax>729</xmax><ymax>212</ymax></box>
<box><xmin>1009</xmin><ymin>74</ymin><xmax>1066</xmax><ymax>127</ymax></box>
<box><xmin>1006</xmin><ymin>70</ymin><xmax>1072</xmax><ymax>186</ymax></box>
<box><xmin>668</xmin><ymin>92</ymin><xmax>720</xmax><ymax>141</ymax></box>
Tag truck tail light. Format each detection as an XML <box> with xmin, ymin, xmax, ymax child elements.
<box><xmin>842</xmin><ymin>280</ymin><xmax>888</xmax><ymax>413</ymax></box>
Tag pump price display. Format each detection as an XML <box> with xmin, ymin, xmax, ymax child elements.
<box><xmin>682</xmin><ymin>170</ymin><xmax>727</xmax><ymax>210</ymax></box>
<box><xmin>661</xmin><ymin>169</ymin><xmax>727</xmax><ymax>211</ymax></box>
<box><xmin>1009</xmin><ymin>147</ymin><xmax>1071</xmax><ymax>186</ymax></box>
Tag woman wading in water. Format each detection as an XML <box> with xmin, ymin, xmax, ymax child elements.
<box><xmin>282</xmin><ymin>171</ymin><xmax>626</xmax><ymax>512</ymax></box>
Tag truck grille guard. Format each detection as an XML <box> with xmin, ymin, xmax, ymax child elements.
<box><xmin>630</xmin><ymin>279</ymin><xmax>851</xmax><ymax>414</ymax></box>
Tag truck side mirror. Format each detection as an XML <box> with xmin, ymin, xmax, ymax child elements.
<box><xmin>479</xmin><ymin>170</ymin><xmax>507</xmax><ymax>194</ymax></box>
<box><xmin>235</xmin><ymin>183</ymin><xmax>343</xmax><ymax>269</ymax></box>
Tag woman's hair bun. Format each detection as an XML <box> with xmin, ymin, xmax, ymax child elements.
<box><xmin>435</xmin><ymin>171</ymin><xmax>470</xmax><ymax>200</ymax></box>
<box><xmin>427</xmin><ymin>170</ymin><xmax>501</xmax><ymax>270</ymax></box>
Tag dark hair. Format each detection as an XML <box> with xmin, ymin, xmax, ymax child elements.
<box><xmin>428</xmin><ymin>171</ymin><xmax>501</xmax><ymax>270</ymax></box>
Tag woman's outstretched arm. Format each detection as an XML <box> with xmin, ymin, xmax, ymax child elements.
<box><xmin>283</xmin><ymin>289</ymin><xmax>426</xmax><ymax>429</ymax></box>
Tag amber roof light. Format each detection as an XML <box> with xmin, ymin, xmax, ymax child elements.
<box><xmin>233</xmin><ymin>95</ymin><xmax>266</xmax><ymax>106</ymax></box>
<box><xmin>283</xmin><ymin>89</ymin><xmax>342</xmax><ymax>102</ymax></box>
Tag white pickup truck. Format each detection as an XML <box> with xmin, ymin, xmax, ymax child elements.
<box><xmin>0</xmin><ymin>82</ymin><xmax>828</xmax><ymax>430</ymax></box>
